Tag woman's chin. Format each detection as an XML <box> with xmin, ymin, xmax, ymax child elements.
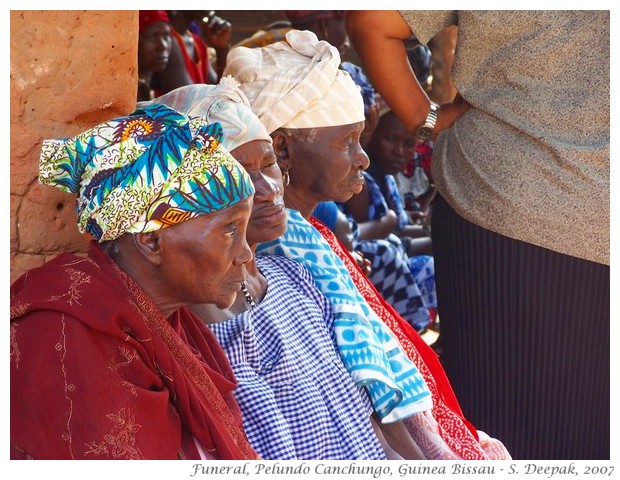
<box><xmin>248</xmin><ymin>221</ymin><xmax>288</xmax><ymax>244</ymax></box>
<box><xmin>247</xmin><ymin>218</ymin><xmax>287</xmax><ymax>245</ymax></box>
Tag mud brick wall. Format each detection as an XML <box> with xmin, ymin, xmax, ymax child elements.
<box><xmin>10</xmin><ymin>10</ymin><xmax>138</xmax><ymax>283</ymax></box>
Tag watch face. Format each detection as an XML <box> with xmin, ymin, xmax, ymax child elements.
<box><xmin>416</xmin><ymin>126</ymin><xmax>432</xmax><ymax>140</ymax></box>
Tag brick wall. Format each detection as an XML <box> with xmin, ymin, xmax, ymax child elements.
<box><xmin>10</xmin><ymin>10</ymin><xmax>138</xmax><ymax>283</ymax></box>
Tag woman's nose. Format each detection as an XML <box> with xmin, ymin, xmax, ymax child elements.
<box><xmin>253</xmin><ymin>174</ymin><xmax>280</xmax><ymax>201</ymax></box>
<box><xmin>235</xmin><ymin>237</ymin><xmax>253</xmax><ymax>266</ymax></box>
<box><xmin>157</xmin><ymin>36</ymin><xmax>169</xmax><ymax>51</ymax></box>
<box><xmin>354</xmin><ymin>146</ymin><xmax>370</xmax><ymax>171</ymax></box>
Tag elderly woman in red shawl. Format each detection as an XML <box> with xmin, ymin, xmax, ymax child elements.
<box><xmin>10</xmin><ymin>104</ymin><xmax>259</xmax><ymax>460</ymax></box>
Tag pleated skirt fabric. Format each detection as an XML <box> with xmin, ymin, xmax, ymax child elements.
<box><xmin>431</xmin><ymin>194</ymin><xmax>610</xmax><ymax>460</ymax></box>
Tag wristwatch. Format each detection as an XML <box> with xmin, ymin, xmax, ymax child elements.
<box><xmin>415</xmin><ymin>102</ymin><xmax>439</xmax><ymax>141</ymax></box>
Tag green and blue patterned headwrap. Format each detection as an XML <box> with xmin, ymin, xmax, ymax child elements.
<box><xmin>39</xmin><ymin>104</ymin><xmax>255</xmax><ymax>241</ymax></box>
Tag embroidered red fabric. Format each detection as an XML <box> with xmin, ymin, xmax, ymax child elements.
<box><xmin>10</xmin><ymin>241</ymin><xmax>258</xmax><ymax>460</ymax></box>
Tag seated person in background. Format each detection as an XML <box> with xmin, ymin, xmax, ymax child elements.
<box><xmin>142</xmin><ymin>81</ymin><xmax>402</xmax><ymax>460</ymax></box>
<box><xmin>137</xmin><ymin>11</ymin><xmax>172</xmax><ymax>101</ymax></box>
<box><xmin>344</xmin><ymin>109</ymin><xmax>438</xmax><ymax>325</ymax></box>
<box><xmin>152</xmin><ymin>10</ymin><xmax>231</xmax><ymax>94</ymax></box>
<box><xmin>225</xmin><ymin>29</ymin><xmax>510</xmax><ymax>460</ymax></box>
<box><xmin>337</xmin><ymin>58</ymin><xmax>432</xmax><ymax>332</ymax></box>
<box><xmin>10</xmin><ymin>104</ymin><xmax>258</xmax><ymax>460</ymax></box>
<box><xmin>396</xmin><ymin>137</ymin><xmax>436</xmax><ymax>226</ymax></box>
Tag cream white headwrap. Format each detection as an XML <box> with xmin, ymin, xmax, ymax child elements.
<box><xmin>223</xmin><ymin>29</ymin><xmax>365</xmax><ymax>133</ymax></box>
<box><xmin>137</xmin><ymin>78</ymin><xmax>272</xmax><ymax>152</ymax></box>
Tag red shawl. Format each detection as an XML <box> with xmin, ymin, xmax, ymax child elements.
<box><xmin>10</xmin><ymin>242</ymin><xmax>258</xmax><ymax>460</ymax></box>
<box><xmin>311</xmin><ymin>217</ymin><xmax>492</xmax><ymax>460</ymax></box>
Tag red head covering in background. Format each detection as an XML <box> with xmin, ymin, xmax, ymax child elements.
<box><xmin>139</xmin><ymin>10</ymin><xmax>170</xmax><ymax>31</ymax></box>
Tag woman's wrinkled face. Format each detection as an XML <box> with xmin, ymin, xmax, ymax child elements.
<box><xmin>231</xmin><ymin>140</ymin><xmax>287</xmax><ymax>245</ymax></box>
<box><xmin>138</xmin><ymin>21</ymin><xmax>172</xmax><ymax>74</ymax></box>
<box><xmin>158</xmin><ymin>197</ymin><xmax>253</xmax><ymax>309</ymax></box>
<box><xmin>366</xmin><ymin>112</ymin><xmax>417</xmax><ymax>175</ymax></box>
<box><xmin>288</xmin><ymin>121</ymin><xmax>369</xmax><ymax>203</ymax></box>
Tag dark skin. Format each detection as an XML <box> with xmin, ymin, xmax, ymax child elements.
<box><xmin>272</xmin><ymin>121</ymin><xmax>426</xmax><ymax>460</ymax></box>
<box><xmin>137</xmin><ymin>21</ymin><xmax>172</xmax><ymax>101</ymax></box>
<box><xmin>347</xmin><ymin>111</ymin><xmax>433</xmax><ymax>256</ymax></box>
<box><xmin>152</xmin><ymin>10</ymin><xmax>231</xmax><ymax>92</ymax></box>
<box><xmin>347</xmin><ymin>11</ymin><xmax>470</xmax><ymax>136</ymax></box>
<box><xmin>103</xmin><ymin>198</ymin><xmax>254</xmax><ymax>318</ymax></box>
<box><xmin>192</xmin><ymin>136</ymin><xmax>407</xmax><ymax>459</ymax></box>
<box><xmin>272</xmin><ymin>122</ymin><xmax>368</xmax><ymax>219</ymax></box>
<box><xmin>190</xmin><ymin>140</ymin><xmax>285</xmax><ymax>323</ymax></box>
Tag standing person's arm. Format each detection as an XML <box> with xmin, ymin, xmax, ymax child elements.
<box><xmin>347</xmin><ymin>11</ymin><xmax>469</xmax><ymax>137</ymax></box>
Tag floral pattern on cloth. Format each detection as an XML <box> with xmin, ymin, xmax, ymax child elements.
<box><xmin>38</xmin><ymin>104</ymin><xmax>254</xmax><ymax>241</ymax></box>
<box><xmin>256</xmin><ymin>209</ymin><xmax>432</xmax><ymax>423</ymax></box>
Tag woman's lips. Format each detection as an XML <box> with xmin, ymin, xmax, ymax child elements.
<box><xmin>252</xmin><ymin>203</ymin><xmax>286</xmax><ymax>223</ymax></box>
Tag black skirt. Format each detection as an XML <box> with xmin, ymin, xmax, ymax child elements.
<box><xmin>431</xmin><ymin>194</ymin><xmax>609</xmax><ymax>460</ymax></box>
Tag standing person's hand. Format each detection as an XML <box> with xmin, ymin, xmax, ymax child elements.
<box><xmin>347</xmin><ymin>11</ymin><xmax>470</xmax><ymax>140</ymax></box>
<box><xmin>352</xmin><ymin>251</ymin><xmax>372</xmax><ymax>276</ymax></box>
<box><xmin>433</xmin><ymin>97</ymin><xmax>470</xmax><ymax>140</ymax></box>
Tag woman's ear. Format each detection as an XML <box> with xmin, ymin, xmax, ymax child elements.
<box><xmin>133</xmin><ymin>231</ymin><xmax>164</xmax><ymax>266</ymax></box>
<box><xmin>271</xmin><ymin>129</ymin><xmax>292</xmax><ymax>172</ymax></box>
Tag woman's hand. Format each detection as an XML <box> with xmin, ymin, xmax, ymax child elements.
<box><xmin>381</xmin><ymin>209</ymin><xmax>399</xmax><ymax>236</ymax></box>
<box><xmin>352</xmin><ymin>251</ymin><xmax>372</xmax><ymax>276</ymax></box>
<box><xmin>433</xmin><ymin>98</ymin><xmax>471</xmax><ymax>140</ymax></box>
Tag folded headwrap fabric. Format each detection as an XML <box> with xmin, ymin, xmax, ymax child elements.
<box><xmin>39</xmin><ymin>104</ymin><xmax>254</xmax><ymax>242</ymax></box>
<box><xmin>137</xmin><ymin>78</ymin><xmax>272</xmax><ymax>152</ymax></box>
<box><xmin>139</xmin><ymin>10</ymin><xmax>170</xmax><ymax>32</ymax></box>
<box><xmin>224</xmin><ymin>29</ymin><xmax>364</xmax><ymax>133</ymax></box>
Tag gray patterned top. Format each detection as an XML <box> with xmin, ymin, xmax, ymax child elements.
<box><xmin>400</xmin><ymin>10</ymin><xmax>609</xmax><ymax>265</ymax></box>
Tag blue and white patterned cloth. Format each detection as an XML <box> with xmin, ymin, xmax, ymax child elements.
<box><xmin>257</xmin><ymin>210</ymin><xmax>432</xmax><ymax>423</ymax></box>
<box><xmin>209</xmin><ymin>256</ymin><xmax>386</xmax><ymax>460</ymax></box>
<box><xmin>351</xmin><ymin>171</ymin><xmax>437</xmax><ymax>312</ymax></box>
<box><xmin>347</xmin><ymin>221</ymin><xmax>430</xmax><ymax>333</ymax></box>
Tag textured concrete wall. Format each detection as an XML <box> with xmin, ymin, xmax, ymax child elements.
<box><xmin>10</xmin><ymin>10</ymin><xmax>138</xmax><ymax>283</ymax></box>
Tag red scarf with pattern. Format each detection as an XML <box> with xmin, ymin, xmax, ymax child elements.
<box><xmin>10</xmin><ymin>241</ymin><xmax>257</xmax><ymax>460</ymax></box>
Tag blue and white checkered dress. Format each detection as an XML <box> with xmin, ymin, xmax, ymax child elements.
<box><xmin>209</xmin><ymin>256</ymin><xmax>386</xmax><ymax>460</ymax></box>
